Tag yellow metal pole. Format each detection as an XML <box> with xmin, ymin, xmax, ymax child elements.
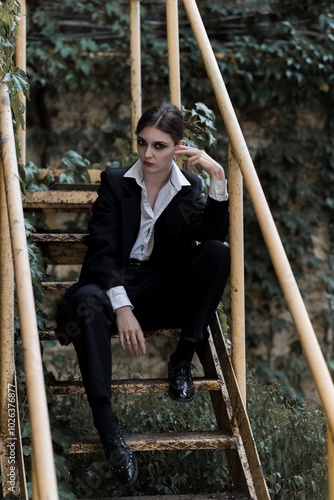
<box><xmin>229</xmin><ymin>144</ymin><xmax>246</xmax><ymax>402</ymax></box>
<box><xmin>130</xmin><ymin>0</ymin><xmax>142</xmax><ymax>151</ymax></box>
<box><xmin>0</xmin><ymin>161</ymin><xmax>16</xmax><ymax>497</ymax></box>
<box><xmin>15</xmin><ymin>0</ymin><xmax>26</xmax><ymax>165</ymax></box>
<box><xmin>0</xmin><ymin>84</ymin><xmax>58</xmax><ymax>500</ymax></box>
<box><xmin>183</xmin><ymin>0</ymin><xmax>334</xmax><ymax>440</ymax></box>
<box><xmin>166</xmin><ymin>0</ymin><xmax>181</xmax><ymax>108</ymax></box>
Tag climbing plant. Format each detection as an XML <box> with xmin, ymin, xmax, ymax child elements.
<box><xmin>20</xmin><ymin>0</ymin><xmax>334</xmax><ymax>391</ymax></box>
<box><xmin>0</xmin><ymin>0</ymin><xmax>29</xmax><ymax>138</ymax></box>
<box><xmin>1</xmin><ymin>0</ymin><xmax>333</xmax><ymax>497</ymax></box>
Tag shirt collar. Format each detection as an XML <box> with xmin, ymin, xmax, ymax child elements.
<box><xmin>124</xmin><ymin>158</ymin><xmax>191</xmax><ymax>190</ymax></box>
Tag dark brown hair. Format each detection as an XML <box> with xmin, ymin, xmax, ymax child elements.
<box><xmin>135</xmin><ymin>102</ymin><xmax>184</xmax><ymax>144</ymax></box>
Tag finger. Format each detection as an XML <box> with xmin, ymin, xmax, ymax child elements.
<box><xmin>121</xmin><ymin>334</ymin><xmax>132</xmax><ymax>354</ymax></box>
<box><xmin>133</xmin><ymin>331</ymin><xmax>146</xmax><ymax>356</ymax></box>
<box><xmin>175</xmin><ymin>144</ymin><xmax>198</xmax><ymax>153</ymax></box>
<box><xmin>125</xmin><ymin>336</ymin><xmax>133</xmax><ymax>355</ymax></box>
<box><xmin>187</xmin><ymin>155</ymin><xmax>202</xmax><ymax>171</ymax></box>
<box><xmin>139</xmin><ymin>337</ymin><xmax>146</xmax><ymax>355</ymax></box>
<box><xmin>119</xmin><ymin>336</ymin><xmax>126</xmax><ymax>351</ymax></box>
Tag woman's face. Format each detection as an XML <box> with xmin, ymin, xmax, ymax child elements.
<box><xmin>136</xmin><ymin>126</ymin><xmax>182</xmax><ymax>176</ymax></box>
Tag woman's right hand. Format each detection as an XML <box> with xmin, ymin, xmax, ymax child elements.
<box><xmin>115</xmin><ymin>306</ymin><xmax>146</xmax><ymax>357</ymax></box>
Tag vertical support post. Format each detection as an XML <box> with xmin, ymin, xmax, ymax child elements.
<box><xmin>130</xmin><ymin>0</ymin><xmax>142</xmax><ymax>151</ymax></box>
<box><xmin>0</xmin><ymin>162</ymin><xmax>16</xmax><ymax>497</ymax></box>
<box><xmin>166</xmin><ymin>0</ymin><xmax>181</xmax><ymax>108</ymax></box>
<box><xmin>15</xmin><ymin>0</ymin><xmax>27</xmax><ymax>165</ymax></box>
<box><xmin>328</xmin><ymin>428</ymin><xmax>334</xmax><ymax>500</ymax></box>
<box><xmin>0</xmin><ymin>84</ymin><xmax>58</xmax><ymax>499</ymax></box>
<box><xmin>229</xmin><ymin>144</ymin><xmax>246</xmax><ymax>402</ymax></box>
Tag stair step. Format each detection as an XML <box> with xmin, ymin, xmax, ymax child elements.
<box><xmin>83</xmin><ymin>494</ymin><xmax>251</xmax><ymax>500</ymax></box>
<box><xmin>42</xmin><ymin>280</ymin><xmax>76</xmax><ymax>290</ymax></box>
<box><xmin>31</xmin><ymin>233</ymin><xmax>86</xmax><ymax>243</ymax></box>
<box><xmin>40</xmin><ymin>327</ymin><xmax>181</xmax><ymax>341</ymax></box>
<box><xmin>49</xmin><ymin>377</ymin><xmax>220</xmax><ymax>395</ymax></box>
<box><xmin>69</xmin><ymin>431</ymin><xmax>236</xmax><ymax>454</ymax></box>
<box><xmin>31</xmin><ymin>233</ymin><xmax>86</xmax><ymax>264</ymax></box>
<box><xmin>23</xmin><ymin>190</ymin><xmax>97</xmax><ymax>210</ymax></box>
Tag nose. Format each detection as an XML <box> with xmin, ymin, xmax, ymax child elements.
<box><xmin>144</xmin><ymin>145</ymin><xmax>153</xmax><ymax>158</ymax></box>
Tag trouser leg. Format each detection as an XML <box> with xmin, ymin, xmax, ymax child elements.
<box><xmin>167</xmin><ymin>240</ymin><xmax>230</xmax><ymax>402</ymax></box>
<box><xmin>173</xmin><ymin>240</ymin><xmax>230</xmax><ymax>364</ymax></box>
<box><xmin>127</xmin><ymin>240</ymin><xmax>230</xmax><ymax>364</ymax></box>
<box><xmin>56</xmin><ymin>284</ymin><xmax>118</xmax><ymax>437</ymax></box>
<box><xmin>183</xmin><ymin>240</ymin><xmax>230</xmax><ymax>339</ymax></box>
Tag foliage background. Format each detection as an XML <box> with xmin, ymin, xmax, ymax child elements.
<box><xmin>1</xmin><ymin>0</ymin><xmax>334</xmax><ymax>498</ymax></box>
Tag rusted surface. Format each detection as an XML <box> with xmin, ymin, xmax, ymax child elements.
<box><xmin>42</xmin><ymin>280</ymin><xmax>76</xmax><ymax>290</ymax></box>
<box><xmin>1</xmin><ymin>83</ymin><xmax>58</xmax><ymax>498</ymax></box>
<box><xmin>49</xmin><ymin>377</ymin><xmax>220</xmax><ymax>395</ymax></box>
<box><xmin>101</xmin><ymin>494</ymin><xmax>251</xmax><ymax>500</ymax></box>
<box><xmin>30</xmin><ymin>233</ymin><xmax>86</xmax><ymax>264</ymax></box>
<box><xmin>23</xmin><ymin>190</ymin><xmax>97</xmax><ymax>210</ymax></box>
<box><xmin>31</xmin><ymin>233</ymin><xmax>86</xmax><ymax>242</ymax></box>
<box><xmin>68</xmin><ymin>431</ymin><xmax>236</xmax><ymax>454</ymax></box>
<box><xmin>208</xmin><ymin>319</ymin><xmax>270</xmax><ymax>499</ymax></box>
<box><xmin>39</xmin><ymin>327</ymin><xmax>181</xmax><ymax>341</ymax></box>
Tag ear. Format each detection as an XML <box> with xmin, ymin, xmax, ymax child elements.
<box><xmin>176</xmin><ymin>139</ymin><xmax>186</xmax><ymax>148</ymax></box>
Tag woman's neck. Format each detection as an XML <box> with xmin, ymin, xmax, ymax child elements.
<box><xmin>143</xmin><ymin>166</ymin><xmax>172</xmax><ymax>209</ymax></box>
<box><xmin>143</xmin><ymin>166</ymin><xmax>172</xmax><ymax>191</ymax></box>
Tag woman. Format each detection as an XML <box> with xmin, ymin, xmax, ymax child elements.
<box><xmin>55</xmin><ymin>101</ymin><xmax>230</xmax><ymax>486</ymax></box>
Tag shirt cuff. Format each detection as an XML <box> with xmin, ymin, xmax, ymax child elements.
<box><xmin>106</xmin><ymin>286</ymin><xmax>134</xmax><ymax>311</ymax></box>
<box><xmin>209</xmin><ymin>179</ymin><xmax>229</xmax><ymax>201</ymax></box>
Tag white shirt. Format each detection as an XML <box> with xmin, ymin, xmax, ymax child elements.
<box><xmin>106</xmin><ymin>159</ymin><xmax>228</xmax><ymax>310</ymax></box>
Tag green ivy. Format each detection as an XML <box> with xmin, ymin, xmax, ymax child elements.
<box><xmin>2</xmin><ymin>1</ymin><xmax>334</xmax><ymax>497</ymax></box>
<box><xmin>0</xmin><ymin>0</ymin><xmax>30</xmax><ymax>134</ymax></box>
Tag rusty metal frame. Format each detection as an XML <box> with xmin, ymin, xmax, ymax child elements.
<box><xmin>0</xmin><ymin>84</ymin><xmax>58</xmax><ymax>499</ymax></box>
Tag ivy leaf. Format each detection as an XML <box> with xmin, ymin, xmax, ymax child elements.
<box><xmin>51</xmin><ymin>428</ymin><xmax>71</xmax><ymax>453</ymax></box>
<box><xmin>10</xmin><ymin>68</ymin><xmax>29</xmax><ymax>99</ymax></box>
<box><xmin>10</xmin><ymin>94</ymin><xmax>25</xmax><ymax>130</ymax></box>
<box><xmin>60</xmin><ymin>150</ymin><xmax>90</xmax><ymax>170</ymax></box>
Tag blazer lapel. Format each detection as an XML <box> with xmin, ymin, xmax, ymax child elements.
<box><xmin>121</xmin><ymin>177</ymin><xmax>141</xmax><ymax>262</ymax></box>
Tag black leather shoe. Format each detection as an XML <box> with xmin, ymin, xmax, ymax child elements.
<box><xmin>168</xmin><ymin>360</ymin><xmax>195</xmax><ymax>402</ymax></box>
<box><xmin>102</xmin><ymin>422</ymin><xmax>138</xmax><ymax>486</ymax></box>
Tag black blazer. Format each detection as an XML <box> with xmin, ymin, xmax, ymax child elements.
<box><xmin>78</xmin><ymin>166</ymin><xmax>229</xmax><ymax>290</ymax></box>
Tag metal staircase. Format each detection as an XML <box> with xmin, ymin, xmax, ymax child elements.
<box><xmin>2</xmin><ymin>0</ymin><xmax>334</xmax><ymax>498</ymax></box>
<box><xmin>23</xmin><ymin>183</ymin><xmax>269</xmax><ymax>499</ymax></box>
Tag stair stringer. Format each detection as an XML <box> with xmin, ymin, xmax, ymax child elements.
<box><xmin>203</xmin><ymin>315</ymin><xmax>270</xmax><ymax>500</ymax></box>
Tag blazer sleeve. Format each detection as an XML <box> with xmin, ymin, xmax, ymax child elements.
<box><xmin>180</xmin><ymin>173</ymin><xmax>229</xmax><ymax>243</ymax></box>
<box><xmin>79</xmin><ymin>170</ymin><xmax>126</xmax><ymax>289</ymax></box>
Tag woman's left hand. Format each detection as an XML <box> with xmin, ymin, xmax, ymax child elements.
<box><xmin>175</xmin><ymin>144</ymin><xmax>225</xmax><ymax>181</ymax></box>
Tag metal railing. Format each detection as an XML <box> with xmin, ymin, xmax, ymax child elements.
<box><xmin>0</xmin><ymin>83</ymin><xmax>59</xmax><ymax>498</ymax></box>
<box><xmin>1</xmin><ymin>0</ymin><xmax>58</xmax><ymax>496</ymax></box>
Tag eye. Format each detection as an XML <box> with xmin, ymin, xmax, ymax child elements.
<box><xmin>137</xmin><ymin>138</ymin><xmax>146</xmax><ymax>147</ymax></box>
<box><xmin>155</xmin><ymin>143</ymin><xmax>166</xmax><ymax>150</ymax></box>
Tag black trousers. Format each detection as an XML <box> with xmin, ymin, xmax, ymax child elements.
<box><xmin>55</xmin><ymin>240</ymin><xmax>230</xmax><ymax>406</ymax></box>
